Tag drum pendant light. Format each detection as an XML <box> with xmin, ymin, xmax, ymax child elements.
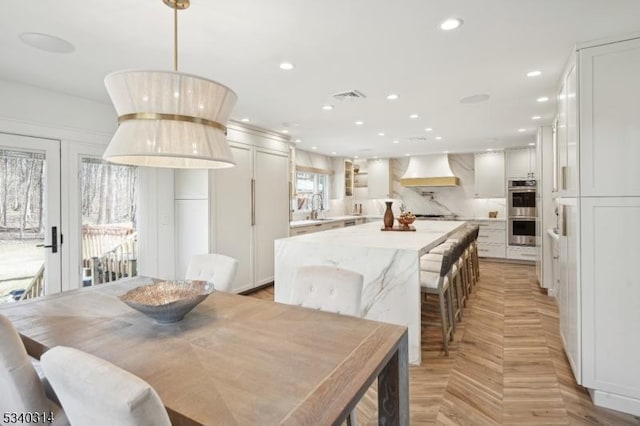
<box><xmin>103</xmin><ymin>0</ymin><xmax>237</xmax><ymax>168</ymax></box>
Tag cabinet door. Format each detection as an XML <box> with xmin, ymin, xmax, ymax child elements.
<box><xmin>506</xmin><ymin>148</ymin><xmax>530</xmax><ymax>179</ymax></box>
<box><xmin>212</xmin><ymin>144</ymin><xmax>254</xmax><ymax>293</ymax></box>
<box><xmin>528</xmin><ymin>146</ymin><xmax>537</xmax><ymax>178</ymax></box>
<box><xmin>475</xmin><ymin>152</ymin><xmax>505</xmax><ymax>197</ymax></box>
<box><xmin>367</xmin><ymin>158</ymin><xmax>390</xmax><ymax>199</ymax></box>
<box><xmin>254</xmin><ymin>149</ymin><xmax>289</xmax><ymax>286</ymax></box>
<box><xmin>565</xmin><ymin>64</ymin><xmax>578</xmax><ymax>195</ymax></box>
<box><xmin>579</xmin><ymin>38</ymin><xmax>640</xmax><ymax>197</ymax></box>
<box><xmin>558</xmin><ymin>199</ymin><xmax>581</xmax><ymax>384</ymax></box>
<box><xmin>580</xmin><ymin>197</ymin><xmax>640</xmax><ymax>397</ymax></box>
<box><xmin>557</xmin><ymin>79</ymin><xmax>568</xmax><ymax>194</ymax></box>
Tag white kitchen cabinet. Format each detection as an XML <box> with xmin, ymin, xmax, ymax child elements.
<box><xmin>212</xmin><ymin>140</ymin><xmax>289</xmax><ymax>293</ymax></box>
<box><xmin>579</xmin><ymin>37</ymin><xmax>640</xmax><ymax>197</ymax></box>
<box><xmin>367</xmin><ymin>158</ymin><xmax>391</xmax><ymax>199</ymax></box>
<box><xmin>506</xmin><ymin>245</ymin><xmax>537</xmax><ymax>261</ymax></box>
<box><xmin>550</xmin><ymin>35</ymin><xmax>640</xmax><ymax>416</ymax></box>
<box><xmin>558</xmin><ymin>198</ymin><xmax>580</xmax><ymax>384</ymax></box>
<box><xmin>506</xmin><ymin>147</ymin><xmax>536</xmax><ymax>179</ymax></box>
<box><xmin>556</xmin><ymin>60</ymin><xmax>578</xmax><ymax>197</ymax></box>
<box><xmin>549</xmin><ymin>232</ymin><xmax>560</xmax><ymax>300</ymax></box>
<box><xmin>580</xmin><ymin>197</ymin><xmax>640</xmax><ymax>406</ymax></box>
<box><xmin>474</xmin><ymin>152</ymin><xmax>505</xmax><ymax>198</ymax></box>
<box><xmin>473</xmin><ymin>220</ymin><xmax>506</xmax><ymax>258</ymax></box>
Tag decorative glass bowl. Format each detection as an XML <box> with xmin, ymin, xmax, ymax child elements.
<box><xmin>397</xmin><ymin>215</ymin><xmax>416</xmax><ymax>230</ymax></box>
<box><xmin>120</xmin><ymin>280</ymin><xmax>213</xmax><ymax>324</ymax></box>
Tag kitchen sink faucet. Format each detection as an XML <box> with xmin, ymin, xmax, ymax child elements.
<box><xmin>310</xmin><ymin>193</ymin><xmax>324</xmax><ymax>220</ymax></box>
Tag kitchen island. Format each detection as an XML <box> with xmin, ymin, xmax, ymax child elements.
<box><xmin>275</xmin><ymin>219</ymin><xmax>465</xmax><ymax>365</ymax></box>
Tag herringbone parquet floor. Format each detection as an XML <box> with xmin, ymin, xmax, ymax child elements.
<box><xmin>249</xmin><ymin>261</ymin><xmax>640</xmax><ymax>425</ymax></box>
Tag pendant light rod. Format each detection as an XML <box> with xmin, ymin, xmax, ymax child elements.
<box><xmin>174</xmin><ymin>3</ymin><xmax>178</xmax><ymax>71</ymax></box>
<box><xmin>162</xmin><ymin>0</ymin><xmax>190</xmax><ymax>71</ymax></box>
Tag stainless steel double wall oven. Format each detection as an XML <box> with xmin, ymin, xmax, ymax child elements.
<box><xmin>508</xmin><ymin>179</ymin><xmax>536</xmax><ymax>246</ymax></box>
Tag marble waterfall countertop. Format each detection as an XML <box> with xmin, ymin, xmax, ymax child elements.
<box><xmin>284</xmin><ymin>220</ymin><xmax>463</xmax><ymax>255</ymax></box>
<box><xmin>275</xmin><ymin>219</ymin><xmax>466</xmax><ymax>365</ymax></box>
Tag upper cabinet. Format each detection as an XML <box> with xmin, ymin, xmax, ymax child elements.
<box><xmin>579</xmin><ymin>37</ymin><xmax>640</xmax><ymax>197</ymax></box>
<box><xmin>506</xmin><ymin>147</ymin><xmax>536</xmax><ymax>179</ymax></box>
<box><xmin>555</xmin><ymin>57</ymin><xmax>579</xmax><ymax>197</ymax></box>
<box><xmin>344</xmin><ymin>159</ymin><xmax>354</xmax><ymax>197</ymax></box>
<box><xmin>474</xmin><ymin>152</ymin><xmax>505</xmax><ymax>198</ymax></box>
<box><xmin>367</xmin><ymin>158</ymin><xmax>391</xmax><ymax>199</ymax></box>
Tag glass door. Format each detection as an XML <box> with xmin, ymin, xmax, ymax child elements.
<box><xmin>0</xmin><ymin>132</ymin><xmax>61</xmax><ymax>303</ymax></box>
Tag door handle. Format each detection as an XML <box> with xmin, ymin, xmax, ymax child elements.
<box><xmin>561</xmin><ymin>208</ymin><xmax>567</xmax><ymax>237</ymax></box>
<box><xmin>36</xmin><ymin>226</ymin><xmax>58</xmax><ymax>253</ymax></box>
<box><xmin>561</xmin><ymin>166</ymin><xmax>567</xmax><ymax>190</ymax></box>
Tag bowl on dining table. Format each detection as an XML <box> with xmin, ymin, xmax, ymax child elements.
<box><xmin>397</xmin><ymin>215</ymin><xmax>416</xmax><ymax>230</ymax></box>
<box><xmin>119</xmin><ymin>280</ymin><xmax>213</xmax><ymax>324</ymax></box>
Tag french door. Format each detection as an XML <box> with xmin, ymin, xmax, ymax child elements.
<box><xmin>0</xmin><ymin>132</ymin><xmax>61</xmax><ymax>300</ymax></box>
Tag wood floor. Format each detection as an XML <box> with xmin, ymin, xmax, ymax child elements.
<box><xmin>249</xmin><ymin>261</ymin><xmax>640</xmax><ymax>425</ymax></box>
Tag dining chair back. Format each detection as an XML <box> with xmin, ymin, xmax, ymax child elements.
<box><xmin>0</xmin><ymin>314</ymin><xmax>52</xmax><ymax>415</ymax></box>
<box><xmin>290</xmin><ymin>265</ymin><xmax>364</xmax><ymax>317</ymax></box>
<box><xmin>185</xmin><ymin>253</ymin><xmax>239</xmax><ymax>292</ymax></box>
<box><xmin>41</xmin><ymin>346</ymin><xmax>171</xmax><ymax>426</ymax></box>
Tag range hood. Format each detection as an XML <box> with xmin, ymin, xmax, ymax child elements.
<box><xmin>400</xmin><ymin>154</ymin><xmax>460</xmax><ymax>187</ymax></box>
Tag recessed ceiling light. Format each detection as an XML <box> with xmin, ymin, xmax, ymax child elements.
<box><xmin>528</xmin><ymin>142</ymin><xmax>536</xmax><ymax>146</ymax></box>
<box><xmin>443</xmin><ymin>151</ymin><xmax>449</xmax><ymax>154</ymax></box>
<box><xmin>405</xmin><ymin>153</ymin><xmax>410</xmax><ymax>157</ymax></box>
<box><xmin>354</xmin><ymin>120</ymin><xmax>364</xmax><ymax>126</ymax></box>
<box><xmin>322</xmin><ymin>105</ymin><xmax>334</xmax><ymax>111</ymax></box>
<box><xmin>354</xmin><ymin>155</ymin><xmax>359</xmax><ymax>159</ymax></box>
<box><xmin>378</xmin><ymin>132</ymin><xmax>385</xmax><ymax>136</ymax></box>
<box><xmin>527</xmin><ymin>70</ymin><xmax>542</xmax><ymax>77</ymax></box>
<box><xmin>294</xmin><ymin>139</ymin><xmax>302</xmax><ymax>143</ymax></box>
<box><xmin>19</xmin><ymin>32</ymin><xmax>75</xmax><ymax>53</ymax></box>
<box><xmin>392</xmin><ymin>140</ymin><xmax>400</xmax><ymax>144</ymax></box>
<box><xmin>460</xmin><ymin>94</ymin><xmax>490</xmax><ymax>104</ymax></box>
<box><xmin>311</xmin><ymin>146</ymin><xmax>317</xmax><ymax>150</ymax></box>
<box><xmin>518</xmin><ymin>128</ymin><xmax>527</xmax><ymax>132</ymax></box>
<box><xmin>331</xmin><ymin>151</ymin><xmax>337</xmax><ymax>155</ymax></box>
<box><xmin>373</xmin><ymin>156</ymin><xmax>379</xmax><ymax>160</ymax></box>
<box><xmin>440</xmin><ymin>18</ymin><xmax>463</xmax><ymax>31</ymax></box>
<box><xmin>386</xmin><ymin>94</ymin><xmax>399</xmax><ymax>101</ymax></box>
<box><xmin>435</xmin><ymin>136</ymin><xmax>443</xmax><ymax>140</ymax></box>
<box><xmin>537</xmin><ymin>96</ymin><xmax>549</xmax><ymax>103</ymax></box>
<box><xmin>424</xmin><ymin>128</ymin><xmax>433</xmax><ymax>132</ymax></box>
<box><xmin>282</xmin><ymin>129</ymin><xmax>289</xmax><ymax>134</ymax></box>
<box><xmin>240</xmin><ymin>118</ymin><xmax>250</xmax><ymax>123</ymax></box>
<box><xmin>531</xmin><ymin>115</ymin><xmax>542</xmax><ymax>120</ymax></box>
<box><xmin>486</xmin><ymin>148</ymin><xmax>493</xmax><ymax>152</ymax></box>
<box><xmin>279</xmin><ymin>62</ymin><xmax>295</xmax><ymax>70</ymax></box>
<box><xmin>409</xmin><ymin>114</ymin><xmax>419</xmax><ymax>119</ymax></box>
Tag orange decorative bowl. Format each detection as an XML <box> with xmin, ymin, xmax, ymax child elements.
<box><xmin>397</xmin><ymin>216</ymin><xmax>416</xmax><ymax>230</ymax></box>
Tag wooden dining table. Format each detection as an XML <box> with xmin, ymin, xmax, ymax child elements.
<box><xmin>0</xmin><ymin>277</ymin><xmax>408</xmax><ymax>425</ymax></box>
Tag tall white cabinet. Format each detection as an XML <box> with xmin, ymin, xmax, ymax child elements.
<box><xmin>552</xmin><ymin>35</ymin><xmax>640</xmax><ymax>416</ymax></box>
<box><xmin>211</xmin><ymin>128</ymin><xmax>290</xmax><ymax>293</ymax></box>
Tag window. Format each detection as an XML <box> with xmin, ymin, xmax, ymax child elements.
<box><xmin>294</xmin><ymin>171</ymin><xmax>329</xmax><ymax>211</ymax></box>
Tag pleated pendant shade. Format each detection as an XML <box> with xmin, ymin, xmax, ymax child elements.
<box><xmin>103</xmin><ymin>70</ymin><xmax>237</xmax><ymax>168</ymax></box>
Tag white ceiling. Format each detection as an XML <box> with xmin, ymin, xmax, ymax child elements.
<box><xmin>2</xmin><ymin>1</ymin><xmax>640</xmax><ymax>158</ymax></box>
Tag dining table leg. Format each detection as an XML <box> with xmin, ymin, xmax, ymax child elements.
<box><xmin>377</xmin><ymin>332</ymin><xmax>409</xmax><ymax>425</ymax></box>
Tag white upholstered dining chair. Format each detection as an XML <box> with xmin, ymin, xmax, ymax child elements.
<box><xmin>290</xmin><ymin>265</ymin><xmax>364</xmax><ymax>317</ymax></box>
<box><xmin>185</xmin><ymin>253</ymin><xmax>239</xmax><ymax>292</ymax></box>
<box><xmin>40</xmin><ymin>346</ymin><xmax>171</xmax><ymax>426</ymax></box>
<box><xmin>290</xmin><ymin>265</ymin><xmax>364</xmax><ymax>425</ymax></box>
<box><xmin>0</xmin><ymin>314</ymin><xmax>68</xmax><ymax>426</ymax></box>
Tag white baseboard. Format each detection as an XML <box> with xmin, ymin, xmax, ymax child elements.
<box><xmin>591</xmin><ymin>389</ymin><xmax>640</xmax><ymax>416</ymax></box>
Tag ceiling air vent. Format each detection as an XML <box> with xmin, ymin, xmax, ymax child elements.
<box><xmin>332</xmin><ymin>89</ymin><xmax>367</xmax><ymax>101</ymax></box>
<box><xmin>407</xmin><ymin>136</ymin><xmax>428</xmax><ymax>143</ymax></box>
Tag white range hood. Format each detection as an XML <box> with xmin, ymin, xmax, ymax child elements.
<box><xmin>400</xmin><ymin>154</ymin><xmax>460</xmax><ymax>187</ymax></box>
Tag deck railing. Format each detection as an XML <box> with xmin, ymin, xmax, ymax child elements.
<box><xmin>19</xmin><ymin>263</ymin><xmax>45</xmax><ymax>301</ymax></box>
<box><xmin>84</xmin><ymin>231</ymin><xmax>137</xmax><ymax>285</ymax></box>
